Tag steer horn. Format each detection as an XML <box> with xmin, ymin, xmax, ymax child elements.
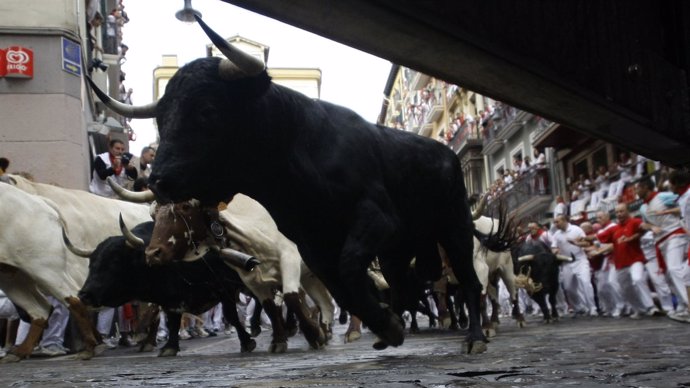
<box><xmin>107</xmin><ymin>177</ymin><xmax>155</xmax><ymax>203</ymax></box>
<box><xmin>85</xmin><ymin>76</ymin><xmax>157</xmax><ymax>118</ymax></box>
<box><xmin>556</xmin><ymin>254</ymin><xmax>573</xmax><ymax>262</ymax></box>
<box><xmin>119</xmin><ymin>214</ymin><xmax>145</xmax><ymax>249</ymax></box>
<box><xmin>194</xmin><ymin>15</ymin><xmax>265</xmax><ymax>78</ymax></box>
<box><xmin>212</xmin><ymin>246</ymin><xmax>260</xmax><ymax>271</ymax></box>
<box><xmin>471</xmin><ymin>195</ymin><xmax>487</xmax><ymax>220</ymax></box>
<box><xmin>62</xmin><ymin>228</ymin><xmax>94</xmax><ymax>258</ymax></box>
<box><xmin>517</xmin><ymin>254</ymin><xmax>535</xmax><ymax>262</ymax></box>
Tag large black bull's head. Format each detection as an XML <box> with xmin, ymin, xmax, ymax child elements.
<box><xmin>87</xmin><ymin>16</ymin><xmax>269</xmax><ymax>205</ymax></box>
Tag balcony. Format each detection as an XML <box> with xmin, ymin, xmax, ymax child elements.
<box><xmin>484</xmin><ymin>168</ymin><xmax>553</xmax><ymax>220</ymax></box>
<box><xmin>448</xmin><ymin>122</ymin><xmax>482</xmax><ymax>157</ymax></box>
<box><xmin>409</xmin><ymin>71</ymin><xmax>431</xmax><ymax>90</ymax></box>
<box><xmin>481</xmin><ymin>122</ymin><xmax>504</xmax><ymax>155</ymax></box>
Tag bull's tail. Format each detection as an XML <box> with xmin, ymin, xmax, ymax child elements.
<box><xmin>473</xmin><ymin>201</ymin><xmax>520</xmax><ymax>253</ymax></box>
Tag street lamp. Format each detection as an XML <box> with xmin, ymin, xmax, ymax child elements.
<box><xmin>176</xmin><ymin>0</ymin><xmax>202</xmax><ymax>23</ymax></box>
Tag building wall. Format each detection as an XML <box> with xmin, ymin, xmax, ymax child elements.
<box><xmin>0</xmin><ymin>18</ymin><xmax>90</xmax><ymax>188</ymax></box>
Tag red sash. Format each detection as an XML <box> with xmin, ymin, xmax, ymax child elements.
<box><xmin>654</xmin><ymin>228</ymin><xmax>686</xmax><ymax>273</ymax></box>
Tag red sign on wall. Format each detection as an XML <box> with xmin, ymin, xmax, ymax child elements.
<box><xmin>0</xmin><ymin>49</ymin><xmax>6</xmax><ymax>77</ymax></box>
<box><xmin>4</xmin><ymin>46</ymin><xmax>34</xmax><ymax>78</ymax></box>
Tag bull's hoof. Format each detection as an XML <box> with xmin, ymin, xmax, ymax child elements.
<box><xmin>250</xmin><ymin>325</ymin><xmax>261</xmax><ymax>337</ymax></box>
<box><xmin>0</xmin><ymin>353</ymin><xmax>22</xmax><ymax>363</ymax></box>
<box><xmin>157</xmin><ymin>348</ymin><xmax>178</xmax><ymax>357</ymax></box>
<box><xmin>74</xmin><ymin>350</ymin><xmax>95</xmax><ymax>360</ymax></box>
<box><xmin>344</xmin><ymin>330</ymin><xmax>361</xmax><ymax>343</ymax></box>
<box><xmin>139</xmin><ymin>343</ymin><xmax>156</xmax><ymax>353</ymax></box>
<box><xmin>372</xmin><ymin>337</ymin><xmax>388</xmax><ymax>350</ymax></box>
<box><xmin>482</xmin><ymin>327</ymin><xmax>496</xmax><ymax>338</ymax></box>
<box><xmin>410</xmin><ymin>324</ymin><xmax>420</xmax><ymax>334</ymax></box>
<box><xmin>465</xmin><ymin>340</ymin><xmax>488</xmax><ymax>354</ymax></box>
<box><xmin>490</xmin><ymin>321</ymin><xmax>499</xmax><ymax>330</ymax></box>
<box><xmin>517</xmin><ymin>319</ymin><xmax>527</xmax><ymax>328</ymax></box>
<box><xmin>240</xmin><ymin>339</ymin><xmax>257</xmax><ymax>353</ymax></box>
<box><xmin>307</xmin><ymin>331</ymin><xmax>327</xmax><ymax>350</ymax></box>
<box><xmin>286</xmin><ymin>326</ymin><xmax>298</xmax><ymax>338</ymax></box>
<box><xmin>375</xmin><ymin>314</ymin><xmax>404</xmax><ymax>348</ymax></box>
<box><xmin>269</xmin><ymin>342</ymin><xmax>288</xmax><ymax>353</ymax></box>
<box><xmin>339</xmin><ymin>310</ymin><xmax>348</xmax><ymax>325</ymax></box>
<box><xmin>544</xmin><ymin>318</ymin><xmax>552</xmax><ymax>324</ymax></box>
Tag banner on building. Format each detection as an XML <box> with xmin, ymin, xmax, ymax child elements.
<box><xmin>0</xmin><ymin>49</ymin><xmax>6</xmax><ymax>77</ymax></box>
<box><xmin>3</xmin><ymin>46</ymin><xmax>33</xmax><ymax>78</ymax></box>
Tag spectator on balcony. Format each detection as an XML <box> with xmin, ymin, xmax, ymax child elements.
<box><xmin>618</xmin><ymin>152</ymin><xmax>634</xmax><ymax>183</ymax></box>
<box><xmin>577</xmin><ymin>173</ymin><xmax>593</xmax><ymax>208</ymax></box>
<box><xmin>533</xmin><ymin>147</ymin><xmax>546</xmax><ymax>168</ymax></box>
<box><xmin>104</xmin><ymin>8</ymin><xmax>119</xmax><ymax>55</ymax></box>
<box><xmin>553</xmin><ymin>195</ymin><xmax>568</xmax><ymax>218</ymax></box>
<box><xmin>590</xmin><ymin>165</ymin><xmax>610</xmax><ymax>210</ymax></box>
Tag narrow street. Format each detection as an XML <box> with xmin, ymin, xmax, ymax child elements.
<box><xmin>1</xmin><ymin>314</ymin><xmax>688</xmax><ymax>387</ymax></box>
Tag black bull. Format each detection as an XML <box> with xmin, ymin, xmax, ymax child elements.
<box><xmin>88</xmin><ymin>17</ymin><xmax>503</xmax><ymax>353</ymax></box>
<box><xmin>512</xmin><ymin>239</ymin><xmax>567</xmax><ymax>323</ymax></box>
<box><xmin>77</xmin><ymin>222</ymin><xmax>257</xmax><ymax>356</ymax></box>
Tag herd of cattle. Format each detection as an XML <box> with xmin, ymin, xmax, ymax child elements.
<box><xmin>0</xmin><ymin>17</ymin><xmax>571</xmax><ymax>363</ymax></box>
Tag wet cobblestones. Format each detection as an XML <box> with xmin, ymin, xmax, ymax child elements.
<box><xmin>1</xmin><ymin>315</ymin><xmax>688</xmax><ymax>387</ymax></box>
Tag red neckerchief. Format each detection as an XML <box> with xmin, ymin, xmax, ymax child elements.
<box><xmin>643</xmin><ymin>191</ymin><xmax>658</xmax><ymax>204</ymax></box>
<box><xmin>110</xmin><ymin>154</ymin><xmax>122</xmax><ymax>176</ymax></box>
<box><xmin>677</xmin><ymin>184</ymin><xmax>690</xmax><ymax>198</ymax></box>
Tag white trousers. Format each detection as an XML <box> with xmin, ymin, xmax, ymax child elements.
<box><xmin>645</xmin><ymin>258</ymin><xmax>675</xmax><ymax>312</ymax></box>
<box><xmin>594</xmin><ymin>260</ymin><xmax>625</xmax><ymax>314</ymax></box>
<box><xmin>561</xmin><ymin>258</ymin><xmax>597</xmax><ymax>312</ymax></box>
<box><xmin>617</xmin><ymin>262</ymin><xmax>655</xmax><ymax>313</ymax></box>
<box><xmin>15</xmin><ymin>296</ymin><xmax>69</xmax><ymax>347</ymax></box>
<box><xmin>660</xmin><ymin>236</ymin><xmax>690</xmax><ymax>310</ymax></box>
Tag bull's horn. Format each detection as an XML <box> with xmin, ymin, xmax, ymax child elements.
<box><xmin>119</xmin><ymin>214</ymin><xmax>145</xmax><ymax>249</ymax></box>
<box><xmin>556</xmin><ymin>254</ymin><xmax>573</xmax><ymax>262</ymax></box>
<box><xmin>107</xmin><ymin>177</ymin><xmax>155</xmax><ymax>203</ymax></box>
<box><xmin>194</xmin><ymin>15</ymin><xmax>265</xmax><ymax>78</ymax></box>
<box><xmin>85</xmin><ymin>76</ymin><xmax>157</xmax><ymax>118</ymax></box>
<box><xmin>471</xmin><ymin>195</ymin><xmax>487</xmax><ymax>220</ymax></box>
<box><xmin>216</xmin><ymin>247</ymin><xmax>260</xmax><ymax>271</ymax></box>
<box><xmin>62</xmin><ymin>228</ymin><xmax>93</xmax><ymax>258</ymax></box>
<box><xmin>517</xmin><ymin>254</ymin><xmax>535</xmax><ymax>262</ymax></box>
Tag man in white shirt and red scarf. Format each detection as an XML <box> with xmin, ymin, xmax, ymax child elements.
<box><xmin>637</xmin><ymin>178</ymin><xmax>690</xmax><ymax>320</ymax></box>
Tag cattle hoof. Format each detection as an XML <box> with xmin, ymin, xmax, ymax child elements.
<box><xmin>448</xmin><ymin>322</ymin><xmax>459</xmax><ymax>331</ymax></box>
<box><xmin>459</xmin><ymin>318</ymin><xmax>469</xmax><ymax>330</ymax></box>
<box><xmin>250</xmin><ymin>326</ymin><xmax>261</xmax><ymax>337</ymax></box>
<box><xmin>344</xmin><ymin>330</ymin><xmax>361</xmax><ymax>343</ymax></box>
<box><xmin>139</xmin><ymin>343</ymin><xmax>156</xmax><ymax>353</ymax></box>
<box><xmin>74</xmin><ymin>350</ymin><xmax>94</xmax><ymax>360</ymax></box>
<box><xmin>0</xmin><ymin>353</ymin><xmax>22</xmax><ymax>363</ymax></box>
<box><xmin>157</xmin><ymin>348</ymin><xmax>178</xmax><ymax>357</ymax></box>
<box><xmin>517</xmin><ymin>320</ymin><xmax>527</xmax><ymax>328</ymax></box>
<box><xmin>372</xmin><ymin>337</ymin><xmax>388</xmax><ymax>350</ymax></box>
<box><xmin>286</xmin><ymin>326</ymin><xmax>298</xmax><ymax>338</ymax></box>
<box><xmin>409</xmin><ymin>325</ymin><xmax>420</xmax><ymax>334</ymax></box>
<box><xmin>269</xmin><ymin>342</ymin><xmax>287</xmax><ymax>353</ymax></box>
<box><xmin>483</xmin><ymin>327</ymin><xmax>496</xmax><ymax>338</ymax></box>
<box><xmin>241</xmin><ymin>339</ymin><xmax>257</xmax><ymax>353</ymax></box>
<box><xmin>376</xmin><ymin>314</ymin><xmax>404</xmax><ymax>348</ymax></box>
<box><xmin>465</xmin><ymin>340</ymin><xmax>488</xmax><ymax>354</ymax></box>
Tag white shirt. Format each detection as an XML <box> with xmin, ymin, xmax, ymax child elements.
<box><xmin>554</xmin><ymin>202</ymin><xmax>567</xmax><ymax>217</ymax></box>
<box><xmin>551</xmin><ymin>223</ymin><xmax>587</xmax><ymax>261</ymax></box>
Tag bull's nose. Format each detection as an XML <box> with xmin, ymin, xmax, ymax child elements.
<box><xmin>145</xmin><ymin>247</ymin><xmax>163</xmax><ymax>266</ymax></box>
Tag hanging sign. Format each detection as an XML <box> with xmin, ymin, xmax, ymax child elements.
<box><xmin>4</xmin><ymin>46</ymin><xmax>33</xmax><ymax>78</ymax></box>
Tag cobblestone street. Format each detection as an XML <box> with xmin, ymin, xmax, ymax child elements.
<box><xmin>1</xmin><ymin>314</ymin><xmax>688</xmax><ymax>387</ymax></box>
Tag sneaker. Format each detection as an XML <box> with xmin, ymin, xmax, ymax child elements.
<box><xmin>179</xmin><ymin>329</ymin><xmax>192</xmax><ymax>340</ymax></box>
<box><xmin>32</xmin><ymin>344</ymin><xmax>69</xmax><ymax>357</ymax></box>
<box><xmin>196</xmin><ymin>327</ymin><xmax>210</xmax><ymax>338</ymax></box>
<box><xmin>224</xmin><ymin>327</ymin><xmax>235</xmax><ymax>335</ymax></box>
<box><xmin>646</xmin><ymin>307</ymin><xmax>665</xmax><ymax>317</ymax></box>
<box><xmin>589</xmin><ymin>308</ymin><xmax>599</xmax><ymax>317</ymax></box>
<box><xmin>0</xmin><ymin>348</ymin><xmax>6</xmax><ymax>358</ymax></box>
<box><xmin>102</xmin><ymin>336</ymin><xmax>118</xmax><ymax>349</ymax></box>
<box><xmin>629</xmin><ymin>311</ymin><xmax>641</xmax><ymax>320</ymax></box>
<box><xmin>669</xmin><ymin>310</ymin><xmax>690</xmax><ymax>323</ymax></box>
